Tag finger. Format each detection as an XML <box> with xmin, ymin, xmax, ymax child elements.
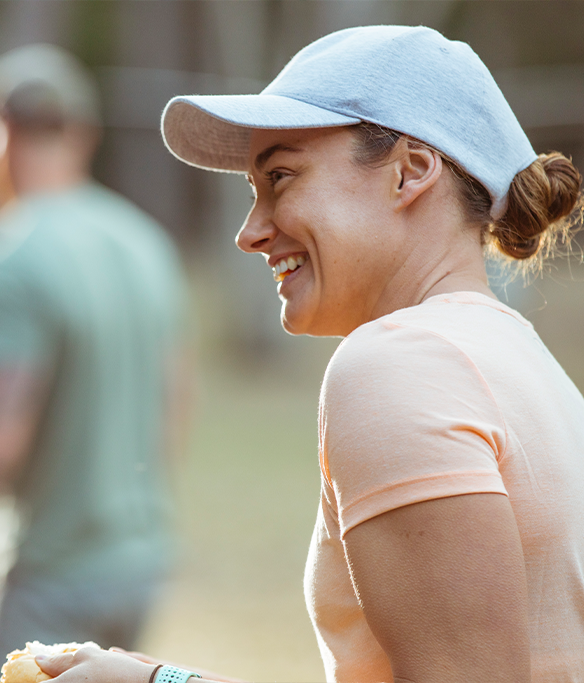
<box><xmin>35</xmin><ymin>653</ymin><xmax>75</xmax><ymax>677</ymax></box>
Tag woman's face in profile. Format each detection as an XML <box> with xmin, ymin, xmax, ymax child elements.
<box><xmin>238</xmin><ymin>126</ymin><xmax>409</xmax><ymax>337</ymax></box>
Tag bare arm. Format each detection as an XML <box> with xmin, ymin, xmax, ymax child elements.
<box><xmin>343</xmin><ymin>493</ymin><xmax>531</xmax><ymax>683</ymax></box>
<box><xmin>37</xmin><ymin>647</ymin><xmax>245</xmax><ymax>683</ymax></box>
<box><xmin>115</xmin><ymin>649</ymin><xmax>245</xmax><ymax>683</ymax></box>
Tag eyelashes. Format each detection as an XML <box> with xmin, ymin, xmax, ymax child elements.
<box><xmin>266</xmin><ymin>171</ymin><xmax>279</xmax><ymax>186</ymax></box>
<box><xmin>246</xmin><ymin>173</ymin><xmax>257</xmax><ymax>202</ymax></box>
<box><xmin>264</xmin><ymin>169</ymin><xmax>288</xmax><ymax>187</ymax></box>
<box><xmin>246</xmin><ymin>168</ymin><xmax>291</xmax><ymax>202</ymax></box>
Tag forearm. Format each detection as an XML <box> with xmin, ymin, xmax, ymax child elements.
<box><xmin>108</xmin><ymin>650</ymin><xmax>245</xmax><ymax>683</ymax></box>
<box><xmin>36</xmin><ymin>648</ymin><xmax>247</xmax><ymax>683</ymax></box>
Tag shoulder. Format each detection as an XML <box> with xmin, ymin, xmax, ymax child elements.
<box><xmin>323</xmin><ymin>294</ymin><xmax>525</xmax><ymax>399</ymax></box>
<box><xmin>320</xmin><ymin>302</ymin><xmax>508</xmax><ymax>449</ymax></box>
<box><xmin>0</xmin><ymin>198</ymin><xmax>54</xmax><ymax>293</ymax></box>
<box><xmin>86</xmin><ymin>182</ymin><xmax>166</xmax><ymax>233</ymax></box>
<box><xmin>319</xmin><ymin>305</ymin><xmax>509</xmax><ymax>531</ymax></box>
<box><xmin>88</xmin><ymin>183</ymin><xmax>182</xmax><ymax>261</ymax></box>
<box><xmin>323</xmin><ymin>306</ymin><xmax>477</xmax><ymax>398</ymax></box>
<box><xmin>0</xmin><ymin>197</ymin><xmax>43</xmax><ymax>255</ymax></box>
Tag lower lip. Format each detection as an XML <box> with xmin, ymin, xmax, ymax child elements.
<box><xmin>277</xmin><ymin>263</ymin><xmax>306</xmax><ymax>291</ymax></box>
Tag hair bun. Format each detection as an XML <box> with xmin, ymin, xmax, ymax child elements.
<box><xmin>491</xmin><ymin>151</ymin><xmax>582</xmax><ymax>260</ymax></box>
<box><xmin>541</xmin><ymin>152</ymin><xmax>581</xmax><ymax>223</ymax></box>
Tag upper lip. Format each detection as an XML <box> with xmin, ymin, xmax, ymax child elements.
<box><xmin>268</xmin><ymin>252</ymin><xmax>308</xmax><ymax>269</ymax></box>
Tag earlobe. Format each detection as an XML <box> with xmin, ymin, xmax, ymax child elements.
<box><xmin>393</xmin><ymin>142</ymin><xmax>443</xmax><ymax>212</ymax></box>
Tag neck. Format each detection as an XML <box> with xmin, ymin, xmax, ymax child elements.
<box><xmin>370</xmin><ymin>198</ymin><xmax>496</xmax><ymax>321</ymax></box>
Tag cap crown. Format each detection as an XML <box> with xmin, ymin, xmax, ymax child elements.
<box><xmin>263</xmin><ymin>25</ymin><xmax>535</xmax><ymax>218</ymax></box>
<box><xmin>161</xmin><ymin>25</ymin><xmax>536</xmax><ymax>219</ymax></box>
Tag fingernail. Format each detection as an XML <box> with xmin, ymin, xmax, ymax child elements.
<box><xmin>35</xmin><ymin>655</ymin><xmax>48</xmax><ymax>662</ymax></box>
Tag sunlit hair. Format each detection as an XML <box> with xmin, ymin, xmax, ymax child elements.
<box><xmin>351</xmin><ymin>121</ymin><xmax>583</xmax><ymax>275</ymax></box>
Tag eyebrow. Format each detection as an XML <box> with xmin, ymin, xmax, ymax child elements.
<box><xmin>253</xmin><ymin>143</ymin><xmax>303</xmax><ymax>172</ymax></box>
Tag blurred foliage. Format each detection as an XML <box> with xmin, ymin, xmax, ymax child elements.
<box><xmin>69</xmin><ymin>2</ymin><xmax>119</xmax><ymax>68</ymax></box>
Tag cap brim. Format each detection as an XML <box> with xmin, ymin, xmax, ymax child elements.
<box><xmin>161</xmin><ymin>94</ymin><xmax>360</xmax><ymax>172</ymax></box>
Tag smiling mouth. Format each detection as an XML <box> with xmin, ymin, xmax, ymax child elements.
<box><xmin>273</xmin><ymin>254</ymin><xmax>308</xmax><ymax>282</ymax></box>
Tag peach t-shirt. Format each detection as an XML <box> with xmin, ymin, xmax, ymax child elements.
<box><xmin>305</xmin><ymin>292</ymin><xmax>584</xmax><ymax>683</ymax></box>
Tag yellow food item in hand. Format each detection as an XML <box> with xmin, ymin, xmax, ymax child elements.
<box><xmin>1</xmin><ymin>641</ymin><xmax>99</xmax><ymax>683</ymax></box>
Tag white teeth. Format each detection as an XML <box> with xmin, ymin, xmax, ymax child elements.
<box><xmin>272</xmin><ymin>254</ymin><xmax>308</xmax><ymax>281</ymax></box>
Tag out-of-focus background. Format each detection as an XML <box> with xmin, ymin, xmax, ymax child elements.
<box><xmin>0</xmin><ymin>2</ymin><xmax>583</xmax><ymax>681</ymax></box>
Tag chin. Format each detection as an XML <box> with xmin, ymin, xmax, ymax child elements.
<box><xmin>281</xmin><ymin>309</ymin><xmax>343</xmax><ymax>338</ymax></box>
<box><xmin>280</xmin><ymin>302</ymin><xmax>314</xmax><ymax>336</ymax></box>
<box><xmin>281</xmin><ymin>313</ymin><xmax>306</xmax><ymax>336</ymax></box>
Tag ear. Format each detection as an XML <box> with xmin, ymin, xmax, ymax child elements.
<box><xmin>390</xmin><ymin>138</ymin><xmax>443</xmax><ymax>212</ymax></box>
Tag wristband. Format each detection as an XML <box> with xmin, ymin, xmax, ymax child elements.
<box><xmin>154</xmin><ymin>665</ymin><xmax>203</xmax><ymax>683</ymax></box>
<box><xmin>149</xmin><ymin>665</ymin><xmax>164</xmax><ymax>683</ymax></box>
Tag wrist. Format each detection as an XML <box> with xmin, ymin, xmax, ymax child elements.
<box><xmin>149</xmin><ymin>664</ymin><xmax>164</xmax><ymax>683</ymax></box>
<box><xmin>152</xmin><ymin>665</ymin><xmax>203</xmax><ymax>683</ymax></box>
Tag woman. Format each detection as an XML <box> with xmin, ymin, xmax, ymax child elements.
<box><xmin>36</xmin><ymin>25</ymin><xmax>582</xmax><ymax>683</ymax></box>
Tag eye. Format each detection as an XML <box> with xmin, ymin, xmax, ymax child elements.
<box><xmin>265</xmin><ymin>168</ymin><xmax>289</xmax><ymax>187</ymax></box>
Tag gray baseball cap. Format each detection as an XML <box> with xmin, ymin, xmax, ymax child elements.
<box><xmin>0</xmin><ymin>43</ymin><xmax>101</xmax><ymax>127</ymax></box>
<box><xmin>162</xmin><ymin>25</ymin><xmax>537</xmax><ymax>220</ymax></box>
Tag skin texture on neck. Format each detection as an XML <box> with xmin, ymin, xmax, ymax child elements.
<box><xmin>364</xmin><ymin>137</ymin><xmax>496</xmax><ymax>315</ymax></box>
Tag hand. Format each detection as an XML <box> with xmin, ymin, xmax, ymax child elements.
<box><xmin>107</xmin><ymin>647</ymin><xmax>245</xmax><ymax>683</ymax></box>
<box><xmin>109</xmin><ymin>648</ymin><xmax>161</xmax><ymax>666</ymax></box>
<box><xmin>36</xmin><ymin>646</ymin><xmax>155</xmax><ymax>683</ymax></box>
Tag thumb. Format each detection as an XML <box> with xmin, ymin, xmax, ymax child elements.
<box><xmin>35</xmin><ymin>652</ymin><xmax>75</xmax><ymax>677</ymax></box>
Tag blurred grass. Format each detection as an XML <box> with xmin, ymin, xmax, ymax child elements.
<box><xmin>140</xmin><ymin>361</ymin><xmax>333</xmax><ymax>682</ymax></box>
<box><xmin>140</xmin><ymin>265</ymin><xmax>338</xmax><ymax>681</ymax></box>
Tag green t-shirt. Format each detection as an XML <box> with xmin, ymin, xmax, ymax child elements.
<box><xmin>0</xmin><ymin>182</ymin><xmax>185</xmax><ymax>583</ymax></box>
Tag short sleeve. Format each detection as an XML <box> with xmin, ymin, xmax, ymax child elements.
<box><xmin>319</xmin><ymin>320</ymin><xmax>509</xmax><ymax>538</ymax></box>
<box><xmin>0</xmin><ymin>266</ymin><xmax>58</xmax><ymax>367</ymax></box>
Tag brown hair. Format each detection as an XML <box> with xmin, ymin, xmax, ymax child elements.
<box><xmin>351</xmin><ymin>122</ymin><xmax>583</xmax><ymax>270</ymax></box>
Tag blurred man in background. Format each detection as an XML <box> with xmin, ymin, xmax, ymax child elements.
<box><xmin>0</xmin><ymin>44</ymin><xmax>190</xmax><ymax>656</ymax></box>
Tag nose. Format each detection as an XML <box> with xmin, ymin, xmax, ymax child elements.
<box><xmin>236</xmin><ymin>204</ymin><xmax>278</xmax><ymax>254</ymax></box>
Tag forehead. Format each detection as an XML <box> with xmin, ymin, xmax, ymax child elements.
<box><xmin>248</xmin><ymin>126</ymin><xmax>356</xmax><ymax>172</ymax></box>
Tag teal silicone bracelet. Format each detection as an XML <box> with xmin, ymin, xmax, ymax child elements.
<box><xmin>154</xmin><ymin>665</ymin><xmax>202</xmax><ymax>683</ymax></box>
